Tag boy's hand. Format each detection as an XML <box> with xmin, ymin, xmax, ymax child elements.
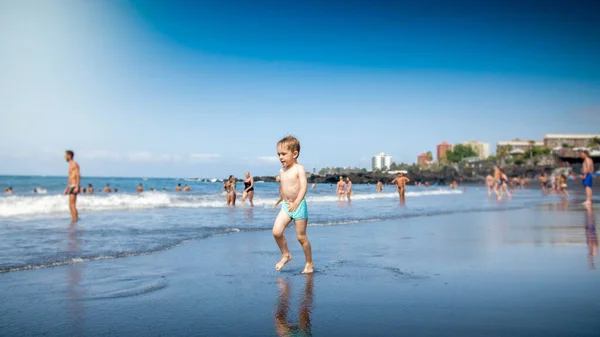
<box><xmin>287</xmin><ymin>201</ymin><xmax>298</xmax><ymax>212</ymax></box>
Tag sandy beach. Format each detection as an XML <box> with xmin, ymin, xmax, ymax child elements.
<box><xmin>1</xmin><ymin>202</ymin><xmax>599</xmax><ymax>336</ymax></box>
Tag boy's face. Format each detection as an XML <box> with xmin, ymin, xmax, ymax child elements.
<box><xmin>277</xmin><ymin>145</ymin><xmax>298</xmax><ymax>168</ymax></box>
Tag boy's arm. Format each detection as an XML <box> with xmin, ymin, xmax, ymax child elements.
<box><xmin>273</xmin><ymin>187</ymin><xmax>283</xmax><ymax>208</ymax></box>
<box><xmin>405</xmin><ymin>177</ymin><xmax>411</xmax><ymax>183</ymax></box>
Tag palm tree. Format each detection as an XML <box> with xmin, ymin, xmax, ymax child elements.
<box><xmin>528</xmin><ymin>140</ymin><xmax>535</xmax><ymax>163</ymax></box>
<box><xmin>497</xmin><ymin>145</ymin><xmax>511</xmax><ymax>167</ymax></box>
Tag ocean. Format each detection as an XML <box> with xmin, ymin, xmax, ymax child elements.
<box><xmin>0</xmin><ymin>175</ymin><xmax>547</xmax><ymax>273</ymax></box>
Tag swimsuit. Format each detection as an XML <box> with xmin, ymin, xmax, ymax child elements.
<box><xmin>67</xmin><ymin>185</ymin><xmax>78</xmax><ymax>195</ymax></box>
<box><xmin>583</xmin><ymin>173</ymin><xmax>593</xmax><ymax>188</ymax></box>
<box><xmin>244</xmin><ymin>180</ymin><xmax>254</xmax><ymax>192</ymax></box>
<box><xmin>282</xmin><ymin>199</ymin><xmax>308</xmax><ymax>220</ymax></box>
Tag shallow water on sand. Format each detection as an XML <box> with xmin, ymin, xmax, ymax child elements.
<box><xmin>1</xmin><ymin>174</ymin><xmax>556</xmax><ymax>273</ymax></box>
<box><xmin>0</xmin><ymin>206</ymin><xmax>599</xmax><ymax>336</ymax></box>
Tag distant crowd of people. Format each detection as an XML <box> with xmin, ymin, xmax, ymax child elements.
<box><xmin>483</xmin><ymin>150</ymin><xmax>595</xmax><ymax>205</ymax></box>
<box><xmin>4</xmin><ymin>182</ymin><xmax>196</xmax><ymax>195</ymax></box>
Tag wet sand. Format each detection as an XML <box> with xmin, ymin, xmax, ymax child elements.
<box><xmin>1</xmin><ymin>203</ymin><xmax>599</xmax><ymax>336</ymax></box>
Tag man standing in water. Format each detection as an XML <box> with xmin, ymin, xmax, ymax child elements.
<box><xmin>392</xmin><ymin>172</ymin><xmax>410</xmax><ymax>201</ymax></box>
<box><xmin>581</xmin><ymin>151</ymin><xmax>594</xmax><ymax>205</ymax></box>
<box><xmin>63</xmin><ymin>150</ymin><xmax>80</xmax><ymax>223</ymax></box>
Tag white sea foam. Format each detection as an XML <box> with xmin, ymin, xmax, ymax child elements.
<box><xmin>0</xmin><ymin>189</ymin><xmax>462</xmax><ymax>217</ymax></box>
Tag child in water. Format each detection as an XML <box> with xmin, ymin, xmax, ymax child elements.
<box><xmin>558</xmin><ymin>174</ymin><xmax>570</xmax><ymax>198</ymax></box>
<box><xmin>272</xmin><ymin>136</ymin><xmax>314</xmax><ymax>274</ymax></box>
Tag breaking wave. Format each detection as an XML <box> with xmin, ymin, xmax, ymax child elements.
<box><xmin>0</xmin><ymin>189</ymin><xmax>463</xmax><ymax>217</ymax></box>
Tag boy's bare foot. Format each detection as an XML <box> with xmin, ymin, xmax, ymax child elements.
<box><xmin>301</xmin><ymin>262</ymin><xmax>314</xmax><ymax>274</ymax></box>
<box><xmin>275</xmin><ymin>254</ymin><xmax>292</xmax><ymax>271</ymax></box>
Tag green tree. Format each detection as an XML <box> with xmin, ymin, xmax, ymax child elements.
<box><xmin>426</xmin><ymin>151</ymin><xmax>433</xmax><ymax>162</ymax></box>
<box><xmin>446</xmin><ymin>144</ymin><xmax>478</xmax><ymax>163</ymax></box>
<box><xmin>496</xmin><ymin>145</ymin><xmax>512</xmax><ymax>167</ymax></box>
<box><xmin>588</xmin><ymin>137</ymin><xmax>600</xmax><ymax>149</ymax></box>
<box><xmin>533</xmin><ymin>146</ymin><xmax>551</xmax><ymax>157</ymax></box>
<box><xmin>528</xmin><ymin>140</ymin><xmax>535</xmax><ymax>162</ymax></box>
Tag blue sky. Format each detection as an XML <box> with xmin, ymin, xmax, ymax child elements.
<box><xmin>1</xmin><ymin>0</ymin><xmax>599</xmax><ymax>177</ymax></box>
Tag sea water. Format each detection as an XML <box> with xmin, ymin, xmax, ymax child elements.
<box><xmin>0</xmin><ymin>175</ymin><xmax>547</xmax><ymax>273</ymax></box>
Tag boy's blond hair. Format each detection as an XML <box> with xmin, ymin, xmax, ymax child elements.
<box><xmin>277</xmin><ymin>136</ymin><xmax>301</xmax><ymax>156</ymax></box>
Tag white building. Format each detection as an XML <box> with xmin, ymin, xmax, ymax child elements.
<box><xmin>461</xmin><ymin>141</ymin><xmax>491</xmax><ymax>160</ymax></box>
<box><xmin>497</xmin><ymin>140</ymin><xmax>543</xmax><ymax>153</ymax></box>
<box><xmin>372</xmin><ymin>153</ymin><xmax>392</xmax><ymax>171</ymax></box>
<box><xmin>543</xmin><ymin>134</ymin><xmax>600</xmax><ymax>150</ymax></box>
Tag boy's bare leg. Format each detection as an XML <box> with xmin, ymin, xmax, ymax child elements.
<box><xmin>273</xmin><ymin>210</ymin><xmax>293</xmax><ymax>270</ymax></box>
<box><xmin>294</xmin><ymin>218</ymin><xmax>313</xmax><ymax>274</ymax></box>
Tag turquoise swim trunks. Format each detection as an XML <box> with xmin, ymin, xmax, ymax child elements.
<box><xmin>282</xmin><ymin>199</ymin><xmax>308</xmax><ymax>220</ymax></box>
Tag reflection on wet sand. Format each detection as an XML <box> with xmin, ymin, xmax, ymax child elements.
<box><xmin>67</xmin><ymin>227</ymin><xmax>85</xmax><ymax>336</ymax></box>
<box><xmin>585</xmin><ymin>206</ymin><xmax>597</xmax><ymax>269</ymax></box>
<box><xmin>275</xmin><ymin>274</ymin><xmax>314</xmax><ymax>337</ymax></box>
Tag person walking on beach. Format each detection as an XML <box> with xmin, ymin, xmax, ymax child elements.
<box><xmin>493</xmin><ymin>166</ymin><xmax>511</xmax><ymax>200</ymax></box>
<box><xmin>539</xmin><ymin>172</ymin><xmax>548</xmax><ymax>194</ymax></box>
<box><xmin>226</xmin><ymin>175</ymin><xmax>237</xmax><ymax>206</ymax></box>
<box><xmin>242</xmin><ymin>171</ymin><xmax>255</xmax><ymax>207</ymax></box>
<box><xmin>392</xmin><ymin>173</ymin><xmax>410</xmax><ymax>201</ymax></box>
<box><xmin>486</xmin><ymin>172</ymin><xmax>495</xmax><ymax>197</ymax></box>
<box><xmin>500</xmin><ymin>169</ymin><xmax>512</xmax><ymax>199</ymax></box>
<box><xmin>581</xmin><ymin>151</ymin><xmax>594</xmax><ymax>205</ymax></box>
<box><xmin>272</xmin><ymin>136</ymin><xmax>313</xmax><ymax>274</ymax></box>
<box><xmin>63</xmin><ymin>150</ymin><xmax>80</xmax><ymax>224</ymax></box>
<box><xmin>493</xmin><ymin>166</ymin><xmax>503</xmax><ymax>200</ymax></box>
<box><xmin>558</xmin><ymin>174</ymin><xmax>570</xmax><ymax>199</ymax></box>
<box><xmin>345</xmin><ymin>177</ymin><xmax>353</xmax><ymax>201</ymax></box>
<box><xmin>336</xmin><ymin>176</ymin><xmax>346</xmax><ymax>202</ymax></box>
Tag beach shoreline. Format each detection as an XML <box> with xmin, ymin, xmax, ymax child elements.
<box><xmin>1</xmin><ymin>203</ymin><xmax>599</xmax><ymax>336</ymax></box>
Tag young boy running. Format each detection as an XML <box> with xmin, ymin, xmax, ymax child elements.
<box><xmin>272</xmin><ymin>136</ymin><xmax>314</xmax><ymax>274</ymax></box>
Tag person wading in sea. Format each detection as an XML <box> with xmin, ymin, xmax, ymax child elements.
<box><xmin>63</xmin><ymin>150</ymin><xmax>80</xmax><ymax>224</ymax></box>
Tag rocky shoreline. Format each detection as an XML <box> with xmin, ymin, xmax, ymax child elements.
<box><xmin>251</xmin><ymin>163</ymin><xmax>595</xmax><ymax>186</ymax></box>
